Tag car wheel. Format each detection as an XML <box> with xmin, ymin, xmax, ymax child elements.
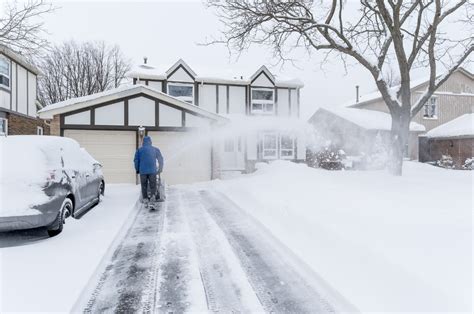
<box><xmin>97</xmin><ymin>182</ymin><xmax>104</xmax><ymax>203</ymax></box>
<box><xmin>47</xmin><ymin>198</ymin><xmax>72</xmax><ymax>237</ymax></box>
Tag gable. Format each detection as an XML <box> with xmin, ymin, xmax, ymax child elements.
<box><xmin>251</xmin><ymin>71</ymin><xmax>274</xmax><ymax>87</ymax></box>
<box><xmin>167</xmin><ymin>65</ymin><xmax>195</xmax><ymax>83</ymax></box>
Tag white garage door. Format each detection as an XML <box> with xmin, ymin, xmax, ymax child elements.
<box><xmin>64</xmin><ymin>130</ymin><xmax>136</xmax><ymax>184</ymax></box>
<box><xmin>148</xmin><ymin>131</ymin><xmax>212</xmax><ymax>185</ymax></box>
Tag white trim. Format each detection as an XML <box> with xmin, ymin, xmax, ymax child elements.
<box><xmin>0</xmin><ymin>117</ymin><xmax>8</xmax><ymax>135</ymax></box>
<box><xmin>36</xmin><ymin>126</ymin><xmax>44</xmax><ymax>135</ymax></box>
<box><xmin>251</xmin><ymin>87</ymin><xmax>275</xmax><ymax>115</ymax></box>
<box><xmin>250</xmin><ymin>65</ymin><xmax>276</xmax><ymax>83</ymax></box>
<box><xmin>167</xmin><ymin>82</ymin><xmax>194</xmax><ymax>105</ymax></box>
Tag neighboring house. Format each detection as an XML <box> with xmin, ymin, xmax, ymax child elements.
<box><xmin>38</xmin><ymin>59</ymin><xmax>305</xmax><ymax>184</ymax></box>
<box><xmin>348</xmin><ymin>67</ymin><xmax>474</xmax><ymax>132</ymax></box>
<box><xmin>0</xmin><ymin>45</ymin><xmax>49</xmax><ymax>136</ymax></box>
<box><xmin>308</xmin><ymin>107</ymin><xmax>425</xmax><ymax>161</ymax></box>
<box><xmin>419</xmin><ymin>113</ymin><xmax>474</xmax><ymax>168</ymax></box>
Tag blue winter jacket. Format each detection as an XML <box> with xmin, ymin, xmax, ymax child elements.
<box><xmin>134</xmin><ymin>136</ymin><xmax>164</xmax><ymax>175</ymax></box>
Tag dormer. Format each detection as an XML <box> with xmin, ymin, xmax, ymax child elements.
<box><xmin>165</xmin><ymin>59</ymin><xmax>196</xmax><ymax>104</ymax></box>
<box><xmin>250</xmin><ymin>66</ymin><xmax>276</xmax><ymax>115</ymax></box>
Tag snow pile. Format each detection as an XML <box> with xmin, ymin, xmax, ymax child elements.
<box><xmin>209</xmin><ymin>161</ymin><xmax>472</xmax><ymax>312</ymax></box>
<box><xmin>426</xmin><ymin>113</ymin><xmax>474</xmax><ymax>138</ymax></box>
<box><xmin>315</xmin><ymin>107</ymin><xmax>426</xmax><ymax>131</ymax></box>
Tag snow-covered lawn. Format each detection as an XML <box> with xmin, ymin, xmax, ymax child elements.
<box><xmin>209</xmin><ymin>161</ymin><xmax>473</xmax><ymax>312</ymax></box>
<box><xmin>0</xmin><ymin>184</ymin><xmax>140</xmax><ymax>313</ymax></box>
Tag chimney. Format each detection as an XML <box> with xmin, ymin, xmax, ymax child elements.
<box><xmin>356</xmin><ymin>85</ymin><xmax>360</xmax><ymax>103</ymax></box>
<box><xmin>143</xmin><ymin>56</ymin><xmax>148</xmax><ymax>64</ymax></box>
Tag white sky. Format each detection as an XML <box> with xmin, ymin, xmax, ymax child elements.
<box><xmin>33</xmin><ymin>0</ymin><xmax>473</xmax><ymax>119</ymax></box>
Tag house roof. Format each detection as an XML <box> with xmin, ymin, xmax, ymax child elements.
<box><xmin>0</xmin><ymin>44</ymin><xmax>40</xmax><ymax>75</ymax></box>
<box><xmin>126</xmin><ymin>59</ymin><xmax>304</xmax><ymax>88</ymax></box>
<box><xmin>310</xmin><ymin>106</ymin><xmax>426</xmax><ymax>132</ymax></box>
<box><xmin>38</xmin><ymin>84</ymin><xmax>229</xmax><ymax>123</ymax></box>
<box><xmin>347</xmin><ymin>67</ymin><xmax>473</xmax><ymax>109</ymax></box>
<box><xmin>425</xmin><ymin>113</ymin><xmax>474</xmax><ymax>139</ymax></box>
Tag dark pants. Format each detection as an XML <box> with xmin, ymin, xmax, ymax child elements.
<box><xmin>140</xmin><ymin>174</ymin><xmax>157</xmax><ymax>200</ymax></box>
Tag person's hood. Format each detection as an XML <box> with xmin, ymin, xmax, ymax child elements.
<box><xmin>143</xmin><ymin>136</ymin><xmax>152</xmax><ymax>146</ymax></box>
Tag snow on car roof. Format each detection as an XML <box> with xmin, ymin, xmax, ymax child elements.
<box><xmin>314</xmin><ymin>106</ymin><xmax>426</xmax><ymax>132</ymax></box>
<box><xmin>425</xmin><ymin>113</ymin><xmax>474</xmax><ymax>138</ymax></box>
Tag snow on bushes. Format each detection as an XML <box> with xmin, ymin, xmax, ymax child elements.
<box><xmin>462</xmin><ymin>157</ymin><xmax>474</xmax><ymax>170</ymax></box>
<box><xmin>436</xmin><ymin>154</ymin><xmax>455</xmax><ymax>169</ymax></box>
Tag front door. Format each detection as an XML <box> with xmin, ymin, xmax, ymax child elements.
<box><xmin>221</xmin><ymin>136</ymin><xmax>245</xmax><ymax>170</ymax></box>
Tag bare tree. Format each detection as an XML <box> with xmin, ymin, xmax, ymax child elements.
<box><xmin>38</xmin><ymin>41</ymin><xmax>131</xmax><ymax>106</ymax></box>
<box><xmin>207</xmin><ymin>0</ymin><xmax>473</xmax><ymax>175</ymax></box>
<box><xmin>0</xmin><ymin>0</ymin><xmax>54</xmax><ymax>56</ymax></box>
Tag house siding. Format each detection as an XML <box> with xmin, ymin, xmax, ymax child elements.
<box><xmin>7</xmin><ymin>111</ymin><xmax>50</xmax><ymax>135</ymax></box>
<box><xmin>354</xmin><ymin>70</ymin><xmax>474</xmax><ymax>132</ymax></box>
<box><xmin>419</xmin><ymin>137</ymin><xmax>474</xmax><ymax>168</ymax></box>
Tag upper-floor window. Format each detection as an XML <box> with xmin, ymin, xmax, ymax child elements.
<box><xmin>0</xmin><ymin>56</ymin><xmax>10</xmax><ymax>89</ymax></box>
<box><xmin>423</xmin><ymin>97</ymin><xmax>438</xmax><ymax>118</ymax></box>
<box><xmin>0</xmin><ymin>118</ymin><xmax>8</xmax><ymax>135</ymax></box>
<box><xmin>251</xmin><ymin>88</ymin><xmax>274</xmax><ymax>114</ymax></box>
<box><xmin>167</xmin><ymin>83</ymin><xmax>194</xmax><ymax>104</ymax></box>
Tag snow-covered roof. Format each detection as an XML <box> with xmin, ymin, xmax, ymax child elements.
<box><xmin>346</xmin><ymin>67</ymin><xmax>473</xmax><ymax>108</ymax></box>
<box><xmin>127</xmin><ymin>59</ymin><xmax>304</xmax><ymax>88</ymax></box>
<box><xmin>0</xmin><ymin>44</ymin><xmax>40</xmax><ymax>75</ymax></box>
<box><xmin>312</xmin><ymin>107</ymin><xmax>426</xmax><ymax>132</ymax></box>
<box><xmin>38</xmin><ymin>84</ymin><xmax>228</xmax><ymax>123</ymax></box>
<box><xmin>425</xmin><ymin>114</ymin><xmax>474</xmax><ymax>138</ymax></box>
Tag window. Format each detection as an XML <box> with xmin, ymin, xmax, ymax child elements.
<box><xmin>262</xmin><ymin>133</ymin><xmax>278</xmax><ymax>159</ymax></box>
<box><xmin>251</xmin><ymin>88</ymin><xmax>274</xmax><ymax>114</ymax></box>
<box><xmin>0</xmin><ymin>118</ymin><xmax>7</xmax><ymax>135</ymax></box>
<box><xmin>0</xmin><ymin>56</ymin><xmax>10</xmax><ymax>89</ymax></box>
<box><xmin>280</xmin><ymin>135</ymin><xmax>295</xmax><ymax>159</ymax></box>
<box><xmin>37</xmin><ymin>126</ymin><xmax>44</xmax><ymax>135</ymax></box>
<box><xmin>423</xmin><ymin>97</ymin><xmax>438</xmax><ymax>118</ymax></box>
<box><xmin>167</xmin><ymin>83</ymin><xmax>194</xmax><ymax>104</ymax></box>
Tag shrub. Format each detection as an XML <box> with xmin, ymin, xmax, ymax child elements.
<box><xmin>436</xmin><ymin>154</ymin><xmax>455</xmax><ymax>169</ymax></box>
<box><xmin>462</xmin><ymin>157</ymin><xmax>474</xmax><ymax>170</ymax></box>
<box><xmin>315</xmin><ymin>147</ymin><xmax>346</xmax><ymax>170</ymax></box>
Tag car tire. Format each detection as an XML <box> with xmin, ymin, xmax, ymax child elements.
<box><xmin>47</xmin><ymin>198</ymin><xmax>72</xmax><ymax>237</ymax></box>
<box><xmin>97</xmin><ymin>182</ymin><xmax>104</xmax><ymax>204</ymax></box>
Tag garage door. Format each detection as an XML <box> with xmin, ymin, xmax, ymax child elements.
<box><xmin>64</xmin><ymin>130</ymin><xmax>136</xmax><ymax>184</ymax></box>
<box><xmin>148</xmin><ymin>131</ymin><xmax>212</xmax><ymax>185</ymax></box>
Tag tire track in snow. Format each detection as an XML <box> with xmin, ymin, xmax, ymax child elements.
<box><xmin>200</xmin><ymin>190</ymin><xmax>338</xmax><ymax>314</ymax></box>
<box><xmin>82</xmin><ymin>201</ymin><xmax>165</xmax><ymax>313</ymax></box>
<box><xmin>153</xmin><ymin>188</ymin><xmax>208</xmax><ymax>313</ymax></box>
<box><xmin>181</xmin><ymin>190</ymin><xmax>264</xmax><ymax>313</ymax></box>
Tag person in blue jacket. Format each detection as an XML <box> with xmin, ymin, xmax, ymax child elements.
<box><xmin>134</xmin><ymin>136</ymin><xmax>164</xmax><ymax>204</ymax></box>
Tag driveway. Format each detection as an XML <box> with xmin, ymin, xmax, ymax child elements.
<box><xmin>77</xmin><ymin>186</ymin><xmax>353</xmax><ymax>313</ymax></box>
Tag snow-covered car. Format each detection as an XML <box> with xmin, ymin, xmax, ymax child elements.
<box><xmin>0</xmin><ymin>136</ymin><xmax>105</xmax><ymax>236</ymax></box>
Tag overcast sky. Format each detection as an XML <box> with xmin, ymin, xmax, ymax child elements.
<box><xmin>36</xmin><ymin>0</ymin><xmax>473</xmax><ymax>119</ymax></box>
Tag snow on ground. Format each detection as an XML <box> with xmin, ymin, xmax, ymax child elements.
<box><xmin>0</xmin><ymin>184</ymin><xmax>140</xmax><ymax>313</ymax></box>
<box><xmin>206</xmin><ymin>161</ymin><xmax>473</xmax><ymax>312</ymax></box>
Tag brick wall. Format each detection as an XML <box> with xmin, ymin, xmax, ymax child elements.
<box><xmin>50</xmin><ymin>115</ymin><xmax>60</xmax><ymax>136</ymax></box>
<box><xmin>7</xmin><ymin>112</ymin><xmax>50</xmax><ymax>135</ymax></box>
